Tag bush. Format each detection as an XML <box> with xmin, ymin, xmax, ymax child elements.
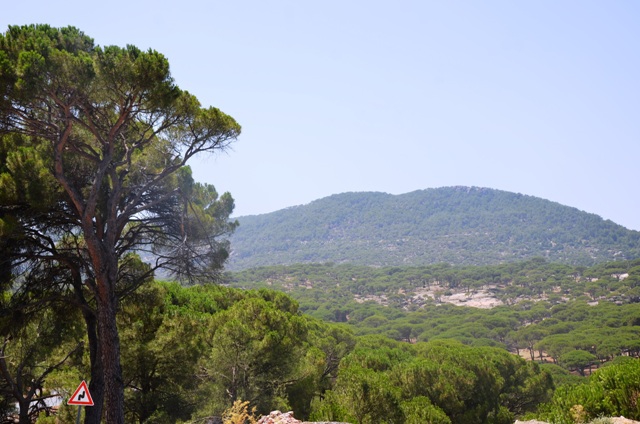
<box><xmin>222</xmin><ymin>400</ymin><xmax>259</xmax><ymax>424</ymax></box>
<box><xmin>537</xmin><ymin>359</ymin><xmax>640</xmax><ymax>423</ymax></box>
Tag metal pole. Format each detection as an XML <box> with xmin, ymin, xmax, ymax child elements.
<box><xmin>76</xmin><ymin>406</ymin><xmax>82</xmax><ymax>424</ymax></box>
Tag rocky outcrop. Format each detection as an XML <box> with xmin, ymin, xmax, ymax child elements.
<box><xmin>256</xmin><ymin>410</ymin><xmax>349</xmax><ymax>424</ymax></box>
<box><xmin>515</xmin><ymin>421</ymin><xmax>548</xmax><ymax>424</ymax></box>
<box><xmin>259</xmin><ymin>411</ymin><xmax>640</xmax><ymax>424</ymax></box>
<box><xmin>515</xmin><ymin>418</ymin><xmax>640</xmax><ymax>424</ymax></box>
<box><xmin>256</xmin><ymin>411</ymin><xmax>301</xmax><ymax>424</ymax></box>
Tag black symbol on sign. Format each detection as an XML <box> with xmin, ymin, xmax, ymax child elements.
<box><xmin>79</xmin><ymin>391</ymin><xmax>86</xmax><ymax>400</ymax></box>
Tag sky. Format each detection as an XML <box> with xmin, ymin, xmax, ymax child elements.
<box><xmin>3</xmin><ymin>1</ymin><xmax>640</xmax><ymax>230</ymax></box>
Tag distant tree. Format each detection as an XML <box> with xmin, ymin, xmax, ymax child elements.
<box><xmin>558</xmin><ymin>350</ymin><xmax>597</xmax><ymax>377</ymax></box>
<box><xmin>513</xmin><ymin>326</ymin><xmax>547</xmax><ymax>361</ymax></box>
<box><xmin>535</xmin><ymin>334</ymin><xmax>577</xmax><ymax>364</ymax></box>
<box><xmin>0</xmin><ymin>24</ymin><xmax>240</xmax><ymax>423</ymax></box>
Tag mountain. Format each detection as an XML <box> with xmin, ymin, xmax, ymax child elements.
<box><xmin>227</xmin><ymin>186</ymin><xmax>640</xmax><ymax>270</ymax></box>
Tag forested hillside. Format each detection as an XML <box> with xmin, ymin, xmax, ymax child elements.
<box><xmin>228</xmin><ymin>187</ymin><xmax>640</xmax><ymax>270</ymax></box>
<box><xmin>224</xmin><ymin>259</ymin><xmax>640</xmax><ymax>421</ymax></box>
<box><xmin>226</xmin><ymin>258</ymin><xmax>640</xmax><ymax>353</ymax></box>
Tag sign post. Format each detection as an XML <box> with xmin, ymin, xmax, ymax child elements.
<box><xmin>68</xmin><ymin>381</ymin><xmax>94</xmax><ymax>424</ymax></box>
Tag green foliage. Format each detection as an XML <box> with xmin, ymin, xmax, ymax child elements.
<box><xmin>201</xmin><ymin>295</ymin><xmax>310</xmax><ymax>414</ymax></box>
<box><xmin>0</xmin><ymin>279</ymin><xmax>358</xmax><ymax>422</ymax></box>
<box><xmin>1</xmin><ymin>24</ymin><xmax>240</xmax><ymax>420</ymax></box>
<box><xmin>538</xmin><ymin>363</ymin><xmax>585</xmax><ymax>387</ymax></box>
<box><xmin>311</xmin><ymin>339</ymin><xmax>553</xmax><ymax>424</ymax></box>
<box><xmin>558</xmin><ymin>350</ymin><xmax>598</xmax><ymax>376</ymax></box>
<box><xmin>229</xmin><ymin>187</ymin><xmax>640</xmax><ymax>270</ymax></box>
<box><xmin>227</xmin><ymin>260</ymin><xmax>640</xmax><ymax>373</ymax></box>
<box><xmin>400</xmin><ymin>396</ymin><xmax>451</xmax><ymax>424</ymax></box>
<box><xmin>538</xmin><ymin>358</ymin><xmax>640</xmax><ymax>423</ymax></box>
<box><xmin>133</xmin><ymin>283</ymin><xmax>356</xmax><ymax>421</ymax></box>
<box><xmin>327</xmin><ymin>364</ymin><xmax>403</xmax><ymax>424</ymax></box>
<box><xmin>0</xmin><ymin>295</ymin><xmax>84</xmax><ymax>422</ymax></box>
<box><xmin>119</xmin><ymin>283</ymin><xmax>206</xmax><ymax>423</ymax></box>
<box><xmin>4</xmin><ymin>257</ymin><xmax>640</xmax><ymax>423</ymax></box>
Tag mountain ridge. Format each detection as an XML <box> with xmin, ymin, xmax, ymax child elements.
<box><xmin>227</xmin><ymin>186</ymin><xmax>640</xmax><ymax>270</ymax></box>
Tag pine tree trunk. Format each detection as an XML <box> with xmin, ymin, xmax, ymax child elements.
<box><xmin>82</xmin><ymin>216</ymin><xmax>125</xmax><ymax>424</ymax></box>
<box><xmin>73</xmin><ymin>268</ymin><xmax>104</xmax><ymax>424</ymax></box>
<box><xmin>92</xmin><ymin>251</ymin><xmax>125</xmax><ymax>424</ymax></box>
<box><xmin>84</xmin><ymin>309</ymin><xmax>104</xmax><ymax>424</ymax></box>
<box><xmin>97</xmin><ymin>289</ymin><xmax>124</xmax><ymax>424</ymax></box>
<box><xmin>17</xmin><ymin>398</ymin><xmax>30</xmax><ymax>424</ymax></box>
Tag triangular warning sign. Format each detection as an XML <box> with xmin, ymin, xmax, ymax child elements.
<box><xmin>68</xmin><ymin>380</ymin><xmax>94</xmax><ymax>406</ymax></box>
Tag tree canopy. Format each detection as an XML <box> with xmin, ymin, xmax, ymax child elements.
<box><xmin>0</xmin><ymin>24</ymin><xmax>240</xmax><ymax>423</ymax></box>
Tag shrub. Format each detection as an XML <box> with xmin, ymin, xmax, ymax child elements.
<box><xmin>222</xmin><ymin>400</ymin><xmax>259</xmax><ymax>424</ymax></box>
<box><xmin>537</xmin><ymin>359</ymin><xmax>640</xmax><ymax>423</ymax></box>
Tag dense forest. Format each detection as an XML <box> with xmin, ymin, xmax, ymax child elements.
<box><xmin>228</xmin><ymin>187</ymin><xmax>640</xmax><ymax>270</ymax></box>
<box><xmin>226</xmin><ymin>259</ymin><xmax>640</xmax><ymax>361</ymax></box>
<box><xmin>2</xmin><ymin>258</ymin><xmax>640</xmax><ymax>423</ymax></box>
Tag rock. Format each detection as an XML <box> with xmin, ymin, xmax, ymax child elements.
<box><xmin>257</xmin><ymin>411</ymin><xmax>302</xmax><ymax>424</ymax></box>
<box><xmin>255</xmin><ymin>410</ymin><xmax>350</xmax><ymax>424</ymax></box>
<box><xmin>515</xmin><ymin>418</ymin><xmax>640</xmax><ymax>424</ymax></box>
<box><xmin>257</xmin><ymin>411</ymin><xmax>640</xmax><ymax>424</ymax></box>
<box><xmin>515</xmin><ymin>421</ymin><xmax>548</xmax><ymax>424</ymax></box>
<box><xmin>610</xmin><ymin>417</ymin><xmax>640</xmax><ymax>424</ymax></box>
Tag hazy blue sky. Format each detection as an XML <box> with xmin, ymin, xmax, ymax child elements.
<box><xmin>4</xmin><ymin>1</ymin><xmax>640</xmax><ymax>230</ymax></box>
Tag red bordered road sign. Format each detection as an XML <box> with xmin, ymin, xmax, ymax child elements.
<box><xmin>68</xmin><ymin>380</ymin><xmax>94</xmax><ymax>406</ymax></box>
